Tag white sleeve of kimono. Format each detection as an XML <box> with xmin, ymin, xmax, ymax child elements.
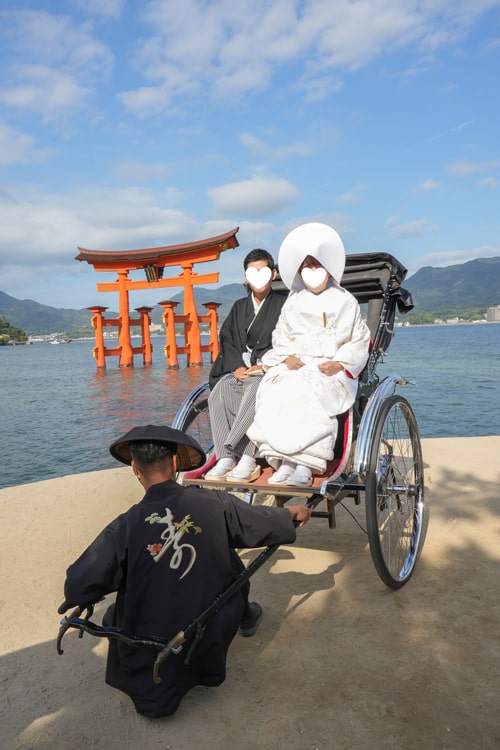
<box><xmin>334</xmin><ymin>303</ymin><xmax>371</xmax><ymax>377</ymax></box>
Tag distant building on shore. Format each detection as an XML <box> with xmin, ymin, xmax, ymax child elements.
<box><xmin>486</xmin><ymin>305</ymin><xmax>500</xmax><ymax>322</ymax></box>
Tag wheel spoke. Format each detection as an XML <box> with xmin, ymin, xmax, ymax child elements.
<box><xmin>366</xmin><ymin>395</ymin><xmax>424</xmax><ymax>588</ymax></box>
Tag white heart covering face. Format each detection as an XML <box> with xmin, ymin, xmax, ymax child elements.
<box><xmin>301</xmin><ymin>266</ymin><xmax>328</xmax><ymax>289</ymax></box>
<box><xmin>245</xmin><ymin>266</ymin><xmax>272</xmax><ymax>290</ymax></box>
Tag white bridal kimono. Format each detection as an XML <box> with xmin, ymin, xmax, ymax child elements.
<box><xmin>247</xmin><ymin>284</ymin><xmax>371</xmax><ymax>472</ymax></box>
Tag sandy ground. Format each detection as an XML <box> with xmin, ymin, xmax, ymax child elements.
<box><xmin>0</xmin><ymin>436</ymin><xmax>499</xmax><ymax>750</ymax></box>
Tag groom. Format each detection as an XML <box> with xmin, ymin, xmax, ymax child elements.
<box><xmin>206</xmin><ymin>248</ymin><xmax>287</xmax><ymax>482</ymax></box>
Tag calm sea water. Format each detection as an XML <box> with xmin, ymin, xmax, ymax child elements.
<box><xmin>0</xmin><ymin>324</ymin><xmax>499</xmax><ymax>489</ymax></box>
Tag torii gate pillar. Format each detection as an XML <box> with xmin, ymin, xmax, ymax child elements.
<box><xmin>118</xmin><ymin>270</ymin><xmax>133</xmax><ymax>367</ymax></box>
<box><xmin>135</xmin><ymin>306</ymin><xmax>154</xmax><ymax>365</ymax></box>
<box><xmin>182</xmin><ymin>263</ymin><xmax>202</xmax><ymax>365</ymax></box>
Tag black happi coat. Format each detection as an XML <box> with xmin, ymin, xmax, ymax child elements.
<box><xmin>209</xmin><ymin>289</ymin><xmax>286</xmax><ymax>389</ymax></box>
<box><xmin>62</xmin><ymin>480</ymin><xmax>296</xmax><ymax>718</ymax></box>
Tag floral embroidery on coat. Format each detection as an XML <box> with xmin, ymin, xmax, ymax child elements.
<box><xmin>145</xmin><ymin>509</ymin><xmax>202</xmax><ymax>579</ymax></box>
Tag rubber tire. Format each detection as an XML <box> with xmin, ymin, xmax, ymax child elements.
<box><xmin>365</xmin><ymin>395</ymin><xmax>425</xmax><ymax>589</ymax></box>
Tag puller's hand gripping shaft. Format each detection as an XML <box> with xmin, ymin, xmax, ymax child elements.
<box><xmin>57</xmin><ymin>604</ymin><xmax>94</xmax><ymax>654</ymax></box>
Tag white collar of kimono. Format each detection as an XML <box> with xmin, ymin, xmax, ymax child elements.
<box><xmin>278</xmin><ymin>222</ymin><xmax>346</xmax><ymax>292</ymax></box>
<box><xmin>251</xmin><ymin>292</ymin><xmax>263</xmax><ymax>313</ymax></box>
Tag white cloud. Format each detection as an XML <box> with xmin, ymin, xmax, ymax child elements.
<box><xmin>429</xmin><ymin>119</ymin><xmax>475</xmax><ymax>142</ymax></box>
<box><xmin>299</xmin><ymin>74</ymin><xmax>344</xmax><ymax>102</ymax></box>
<box><xmin>478</xmin><ymin>176</ymin><xmax>500</xmax><ymax>188</ymax></box>
<box><xmin>484</xmin><ymin>36</ymin><xmax>500</xmax><ymax>51</ymax></box>
<box><xmin>0</xmin><ymin>9</ymin><xmax>113</xmax><ymax>119</ymax></box>
<box><xmin>0</xmin><ymin>184</ymin><xmax>279</xmax><ymax>304</ymax></box>
<box><xmin>448</xmin><ymin>159</ymin><xmax>500</xmax><ymax>175</ymax></box>
<box><xmin>118</xmin><ymin>85</ymin><xmax>170</xmax><ymax>115</ymax></box>
<box><xmin>1</xmin><ymin>0</ymin><xmax>498</xmax><ymax>124</ymax></box>
<box><xmin>385</xmin><ymin>216</ymin><xmax>438</xmax><ymax>239</ymax></box>
<box><xmin>113</xmin><ymin>161</ymin><xmax>172</xmax><ymax>183</ymax></box>
<box><xmin>0</xmin><ymin>186</ymin><xmax>199</xmax><ymax>271</ymax></box>
<box><xmin>240</xmin><ymin>133</ymin><xmax>312</xmax><ymax>160</ymax></box>
<box><xmin>338</xmin><ymin>192</ymin><xmax>358</xmax><ymax>204</ymax></box>
<box><xmin>0</xmin><ymin>122</ymin><xmax>53</xmax><ymax>165</ymax></box>
<box><xmin>417</xmin><ymin>179</ymin><xmax>440</xmax><ymax>191</ymax></box>
<box><xmin>207</xmin><ymin>176</ymin><xmax>300</xmax><ymax>217</ymax></box>
<box><xmin>337</xmin><ymin>184</ymin><xmax>367</xmax><ymax>203</ymax></box>
<box><xmin>2</xmin><ymin>1</ymin><xmax>498</xmax><ymax>122</ymax></box>
<box><xmin>115</xmin><ymin>0</ymin><xmax>500</xmax><ymax>114</ymax></box>
<box><xmin>0</xmin><ymin>10</ymin><xmax>113</xmax><ymax>75</ymax></box>
<box><xmin>0</xmin><ymin>65</ymin><xmax>92</xmax><ymax>119</ymax></box>
<box><xmin>448</xmin><ymin>162</ymin><xmax>483</xmax><ymax>175</ymax></box>
<box><xmin>69</xmin><ymin>0</ymin><xmax>126</xmax><ymax>19</ymax></box>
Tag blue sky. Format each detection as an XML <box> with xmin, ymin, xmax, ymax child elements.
<box><xmin>1</xmin><ymin>0</ymin><xmax>499</xmax><ymax>310</ymax></box>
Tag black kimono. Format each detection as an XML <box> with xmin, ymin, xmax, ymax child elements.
<box><xmin>209</xmin><ymin>289</ymin><xmax>287</xmax><ymax>389</ymax></box>
<box><xmin>61</xmin><ymin>480</ymin><xmax>296</xmax><ymax>717</ymax></box>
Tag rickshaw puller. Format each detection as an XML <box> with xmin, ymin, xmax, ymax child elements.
<box><xmin>58</xmin><ymin>424</ymin><xmax>310</xmax><ymax>718</ymax></box>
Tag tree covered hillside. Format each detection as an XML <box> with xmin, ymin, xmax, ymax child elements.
<box><xmin>0</xmin><ymin>290</ymin><xmax>110</xmax><ymax>336</ymax></box>
<box><xmin>0</xmin><ymin>315</ymin><xmax>28</xmax><ymax>344</ymax></box>
<box><xmin>405</xmin><ymin>257</ymin><xmax>500</xmax><ymax>318</ymax></box>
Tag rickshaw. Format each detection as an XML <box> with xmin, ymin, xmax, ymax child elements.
<box><xmin>57</xmin><ymin>252</ymin><xmax>425</xmax><ymax>677</ymax></box>
<box><xmin>172</xmin><ymin>251</ymin><xmax>424</xmax><ymax>591</ymax></box>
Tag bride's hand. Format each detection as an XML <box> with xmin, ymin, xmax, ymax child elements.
<box><xmin>318</xmin><ymin>361</ymin><xmax>344</xmax><ymax>377</ymax></box>
<box><xmin>285</xmin><ymin>355</ymin><xmax>304</xmax><ymax>370</ymax></box>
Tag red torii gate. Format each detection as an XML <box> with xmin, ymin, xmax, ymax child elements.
<box><xmin>75</xmin><ymin>228</ymin><xmax>239</xmax><ymax>368</ymax></box>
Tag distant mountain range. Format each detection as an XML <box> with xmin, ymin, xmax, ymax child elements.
<box><xmin>0</xmin><ymin>290</ymin><xmax>115</xmax><ymax>336</ymax></box>
<box><xmin>404</xmin><ymin>256</ymin><xmax>500</xmax><ymax>314</ymax></box>
<box><xmin>1</xmin><ymin>257</ymin><xmax>499</xmax><ymax>335</ymax></box>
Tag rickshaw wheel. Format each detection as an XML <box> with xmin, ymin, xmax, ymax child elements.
<box><xmin>177</xmin><ymin>396</ymin><xmax>214</xmax><ymax>458</ymax></box>
<box><xmin>365</xmin><ymin>395</ymin><xmax>424</xmax><ymax>589</ymax></box>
